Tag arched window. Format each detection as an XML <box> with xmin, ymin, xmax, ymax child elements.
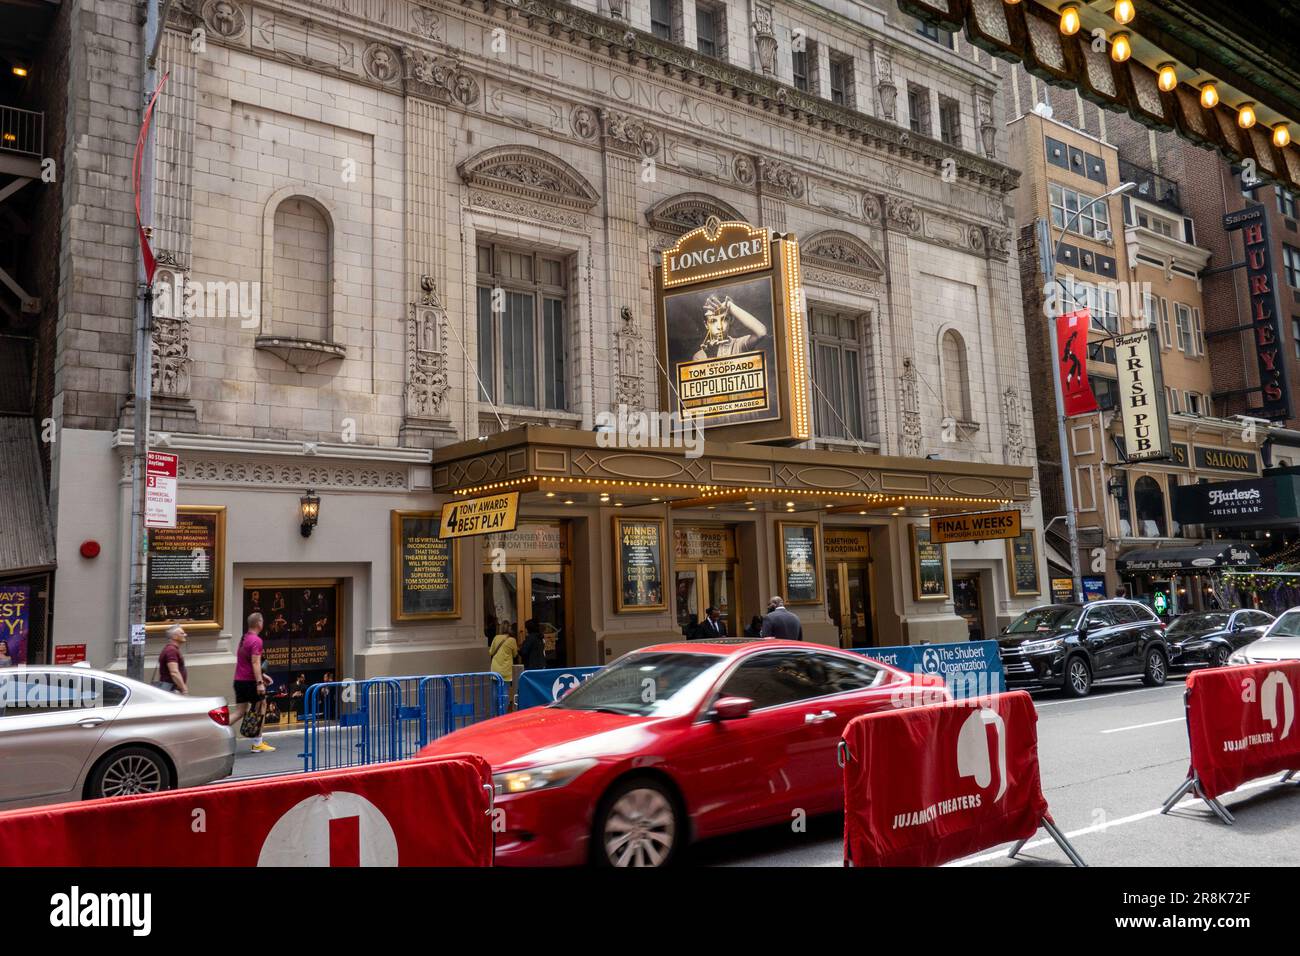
<box><xmin>1133</xmin><ymin>476</ymin><xmax>1167</xmax><ymax>537</ymax></box>
<box><xmin>941</xmin><ymin>329</ymin><xmax>971</xmax><ymax>422</ymax></box>
<box><xmin>272</xmin><ymin>196</ymin><xmax>331</xmax><ymax>342</ymax></box>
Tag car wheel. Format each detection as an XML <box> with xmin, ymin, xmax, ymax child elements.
<box><xmin>88</xmin><ymin>747</ymin><xmax>172</xmax><ymax>799</ymax></box>
<box><xmin>1142</xmin><ymin>647</ymin><xmax>1168</xmax><ymax>687</ymax></box>
<box><xmin>594</xmin><ymin>777</ymin><xmax>681</xmax><ymax>868</ymax></box>
<box><xmin>1212</xmin><ymin>646</ymin><xmax>1231</xmax><ymax>669</ymax></box>
<box><xmin>1062</xmin><ymin>656</ymin><xmax>1092</xmax><ymax>698</ymax></box>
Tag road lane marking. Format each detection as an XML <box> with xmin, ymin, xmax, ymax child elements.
<box><xmin>1100</xmin><ymin>717</ymin><xmax>1185</xmax><ymax>734</ymax></box>
<box><xmin>944</xmin><ymin>776</ymin><xmax>1284</xmax><ymax>866</ymax></box>
<box><xmin>1034</xmin><ymin>682</ymin><xmax>1185</xmax><ymax>710</ymax></box>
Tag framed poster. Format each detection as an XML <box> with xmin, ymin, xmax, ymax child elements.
<box><xmin>910</xmin><ymin>524</ymin><xmax>949</xmax><ymax>601</ymax></box>
<box><xmin>777</xmin><ymin>521</ymin><xmax>821</xmax><ymax>605</ymax></box>
<box><xmin>145</xmin><ymin>505</ymin><xmax>225</xmax><ymax>633</ymax></box>
<box><xmin>244</xmin><ymin>579</ymin><xmax>341</xmax><ymax>727</ymax></box>
<box><xmin>391</xmin><ymin>510</ymin><xmax>460</xmax><ymax>622</ymax></box>
<box><xmin>1006</xmin><ymin>530</ymin><xmax>1042</xmax><ymax>597</ymax></box>
<box><xmin>614</xmin><ymin>516</ymin><xmax>667</xmax><ymax>612</ymax></box>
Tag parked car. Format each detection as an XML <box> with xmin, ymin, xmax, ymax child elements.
<box><xmin>1166</xmin><ymin>609</ymin><xmax>1274</xmax><ymax>669</ymax></box>
<box><xmin>419</xmin><ymin>640</ymin><xmax>947</xmax><ymax>866</ymax></box>
<box><xmin>1230</xmin><ymin>607</ymin><xmax>1300</xmax><ymax>665</ymax></box>
<box><xmin>998</xmin><ymin>600</ymin><xmax>1169</xmax><ymax>698</ymax></box>
<box><xmin>0</xmin><ymin>666</ymin><xmax>235</xmax><ymax>810</ymax></box>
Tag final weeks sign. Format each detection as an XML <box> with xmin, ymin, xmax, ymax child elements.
<box><xmin>930</xmin><ymin>509</ymin><xmax>1022</xmax><ymax>545</ymax></box>
<box><xmin>438</xmin><ymin>492</ymin><xmax>519</xmax><ymax>540</ymax></box>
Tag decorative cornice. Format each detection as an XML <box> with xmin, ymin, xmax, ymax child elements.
<box><xmin>800</xmin><ymin>229</ymin><xmax>885</xmax><ymax>278</ymax></box>
<box><xmin>458</xmin><ymin>144</ymin><xmax>600</xmax><ymax>212</ymax></box>
<box><xmin>110</xmin><ymin>429</ymin><xmax>433</xmax><ymax>464</ymax></box>
<box><xmin>644</xmin><ymin>192</ymin><xmax>746</xmax><ymax>234</ymax></box>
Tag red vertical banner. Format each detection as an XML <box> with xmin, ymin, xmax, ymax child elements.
<box><xmin>1056</xmin><ymin>309</ymin><xmax>1098</xmax><ymax>417</ymax></box>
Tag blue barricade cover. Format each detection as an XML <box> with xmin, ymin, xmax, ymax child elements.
<box><xmin>852</xmin><ymin>640</ymin><xmax>1005</xmax><ymax>698</ymax></box>
<box><xmin>516</xmin><ymin>666</ymin><xmax>603</xmax><ymax>710</ymax></box>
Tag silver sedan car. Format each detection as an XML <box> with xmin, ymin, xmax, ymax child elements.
<box><xmin>0</xmin><ymin>665</ymin><xmax>236</xmax><ymax>810</ymax></box>
<box><xmin>1230</xmin><ymin>607</ymin><xmax>1300</xmax><ymax>665</ymax></box>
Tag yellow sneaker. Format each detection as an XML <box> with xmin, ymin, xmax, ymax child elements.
<box><xmin>250</xmin><ymin>741</ymin><xmax>276</xmax><ymax>753</ymax></box>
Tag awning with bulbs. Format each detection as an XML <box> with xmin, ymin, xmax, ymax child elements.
<box><xmin>899</xmin><ymin>0</ymin><xmax>1300</xmax><ymax>193</ymax></box>
<box><xmin>430</xmin><ymin>425</ymin><xmax>1034</xmax><ymax>516</ymax></box>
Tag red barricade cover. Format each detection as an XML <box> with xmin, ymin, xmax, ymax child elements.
<box><xmin>842</xmin><ymin>691</ymin><xmax>1048</xmax><ymax>867</ymax></box>
<box><xmin>1186</xmin><ymin>661</ymin><xmax>1300</xmax><ymax>801</ymax></box>
<box><xmin>0</xmin><ymin>753</ymin><xmax>493</xmax><ymax>867</ymax></box>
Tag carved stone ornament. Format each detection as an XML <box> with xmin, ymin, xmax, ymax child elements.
<box><xmin>987</xmin><ymin>225</ymin><xmax>1012</xmax><ymax>258</ymax></box>
<box><xmin>874</xmin><ymin>49</ymin><xmax>897</xmax><ymax>121</ymax></box>
<box><xmin>885</xmin><ymin>196</ymin><xmax>921</xmax><ymax>232</ymax></box>
<box><xmin>758</xmin><ymin>157</ymin><xmax>805</xmax><ymax>199</ymax></box>
<box><xmin>733</xmin><ymin>155</ymin><xmax>756</xmax><ymax>186</ymax></box>
<box><xmin>401</xmin><ymin>48</ymin><xmax>480</xmax><ymax>107</ymax></box>
<box><xmin>901</xmin><ymin>359</ymin><xmax>922</xmax><ymax>457</ymax></box>
<box><xmin>615</xmin><ymin>305</ymin><xmax>643</xmax><ymax>409</ymax></box>
<box><xmin>645</xmin><ymin>192</ymin><xmax>745</xmax><ymax>235</ymax></box>
<box><xmin>411</xmin><ymin>5</ymin><xmax>442</xmax><ymax>40</ymax></box>
<box><xmin>862</xmin><ymin>193</ymin><xmax>882</xmax><ymax>224</ymax></box>
<box><xmin>600</xmin><ymin>109</ymin><xmax>661</xmax><ymax>158</ymax></box>
<box><xmin>406</xmin><ymin>285</ymin><xmax>450</xmax><ymax>421</ymax></box>
<box><xmin>151</xmin><ymin>315</ymin><xmax>192</xmax><ymax>399</ymax></box>
<box><xmin>364</xmin><ymin>43</ymin><xmax>401</xmax><ymax>84</ymax></box>
<box><xmin>571</xmin><ymin>105</ymin><xmax>599</xmax><ymax>141</ymax></box>
<box><xmin>800</xmin><ymin>230</ymin><xmax>885</xmax><ymax>278</ymax></box>
<box><xmin>606</xmin><ymin>0</ymin><xmax>626</xmax><ymax>20</ymax></box>
<box><xmin>458</xmin><ymin>145</ymin><xmax>601</xmax><ymax>212</ymax></box>
<box><xmin>202</xmin><ymin>0</ymin><xmax>246</xmax><ymax>39</ymax></box>
<box><xmin>1003</xmin><ymin>386</ymin><xmax>1025</xmax><ymax>465</ymax></box>
<box><xmin>752</xmin><ymin>7</ymin><xmax>777</xmax><ymax>76</ymax></box>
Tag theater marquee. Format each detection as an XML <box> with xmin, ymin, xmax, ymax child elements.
<box><xmin>656</xmin><ymin>217</ymin><xmax>812</xmax><ymax>445</ymax></box>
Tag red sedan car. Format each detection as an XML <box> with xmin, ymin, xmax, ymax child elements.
<box><xmin>419</xmin><ymin>640</ymin><xmax>948</xmax><ymax>867</ymax></box>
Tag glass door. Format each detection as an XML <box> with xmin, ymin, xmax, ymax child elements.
<box><xmin>484</xmin><ymin>568</ymin><xmax>520</xmax><ymax>648</ymax></box>
<box><xmin>952</xmin><ymin>572</ymin><xmax>983</xmax><ymax>641</ymax></box>
<box><xmin>845</xmin><ymin>564</ymin><xmax>875</xmax><ymax>647</ymax></box>
<box><xmin>705</xmin><ymin>566</ymin><xmax>738</xmax><ymax>636</ymax></box>
<box><xmin>675</xmin><ymin>570</ymin><xmax>699</xmax><ymax>637</ymax></box>
<box><xmin>525</xmin><ymin>565</ymin><xmax>565</xmax><ymax>667</ymax></box>
<box><xmin>826</xmin><ymin>570</ymin><xmax>848</xmax><ymax>646</ymax></box>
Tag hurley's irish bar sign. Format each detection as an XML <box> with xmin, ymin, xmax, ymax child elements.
<box><xmin>656</xmin><ymin>217</ymin><xmax>812</xmax><ymax>445</ymax></box>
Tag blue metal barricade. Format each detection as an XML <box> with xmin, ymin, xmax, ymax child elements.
<box><xmin>300</xmin><ymin>672</ymin><xmax>506</xmax><ymax>771</ymax></box>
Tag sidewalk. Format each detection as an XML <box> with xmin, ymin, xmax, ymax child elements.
<box><xmin>227</xmin><ymin>729</ymin><xmax>305</xmax><ymax>779</ymax></box>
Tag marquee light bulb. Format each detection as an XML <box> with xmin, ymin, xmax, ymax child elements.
<box><xmin>1110</xmin><ymin>33</ymin><xmax>1132</xmax><ymax>63</ymax></box>
<box><xmin>1274</xmin><ymin>124</ymin><xmax>1292</xmax><ymax>148</ymax></box>
<box><xmin>1113</xmin><ymin>0</ymin><xmax>1135</xmax><ymax>25</ymax></box>
<box><xmin>1157</xmin><ymin>63</ymin><xmax>1178</xmax><ymax>93</ymax></box>
<box><xmin>1059</xmin><ymin>5</ymin><xmax>1081</xmax><ymax>35</ymax></box>
<box><xmin>1237</xmin><ymin>102</ymin><xmax>1257</xmax><ymax>129</ymax></box>
<box><xmin>1199</xmin><ymin>82</ymin><xmax>1219</xmax><ymax>109</ymax></box>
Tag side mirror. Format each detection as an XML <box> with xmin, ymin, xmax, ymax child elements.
<box><xmin>712</xmin><ymin>696</ymin><xmax>753</xmax><ymax>721</ymax></box>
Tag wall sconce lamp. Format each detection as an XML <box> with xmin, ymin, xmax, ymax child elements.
<box><xmin>1107</xmin><ymin>476</ymin><xmax>1127</xmax><ymax>499</ymax></box>
<box><xmin>300</xmin><ymin>490</ymin><xmax>321</xmax><ymax>537</ymax></box>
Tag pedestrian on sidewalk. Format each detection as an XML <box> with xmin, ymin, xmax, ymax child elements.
<box><xmin>519</xmin><ymin>619</ymin><xmax>547</xmax><ymax>671</ymax></box>
<box><xmin>489</xmin><ymin>622</ymin><xmax>518</xmax><ymax>707</ymax></box>
<box><xmin>231</xmin><ymin>612</ymin><xmax>276</xmax><ymax>753</ymax></box>
<box><xmin>154</xmin><ymin>625</ymin><xmax>189</xmax><ymax>694</ymax></box>
<box><xmin>760</xmin><ymin>596</ymin><xmax>803</xmax><ymax>640</ymax></box>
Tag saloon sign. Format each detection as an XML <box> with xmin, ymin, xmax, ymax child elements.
<box><xmin>1223</xmin><ymin>205</ymin><xmax>1290</xmax><ymax>420</ymax></box>
<box><xmin>1113</xmin><ymin>329</ymin><xmax>1170</xmax><ymax>462</ymax></box>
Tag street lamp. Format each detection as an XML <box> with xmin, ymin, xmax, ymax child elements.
<box><xmin>1042</xmin><ymin>179</ymin><xmax>1136</xmax><ymax>603</ymax></box>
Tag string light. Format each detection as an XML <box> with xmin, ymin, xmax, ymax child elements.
<box><xmin>1237</xmin><ymin>102</ymin><xmax>1257</xmax><ymax>129</ymax></box>
<box><xmin>1059</xmin><ymin>5</ymin><xmax>1081</xmax><ymax>36</ymax></box>
<box><xmin>1110</xmin><ymin>32</ymin><xmax>1132</xmax><ymax>63</ymax></box>
<box><xmin>1199</xmin><ymin>82</ymin><xmax>1219</xmax><ymax>109</ymax></box>
<box><xmin>1113</xmin><ymin>0</ymin><xmax>1135</xmax><ymax>25</ymax></box>
<box><xmin>1157</xmin><ymin>63</ymin><xmax>1178</xmax><ymax>93</ymax></box>
<box><xmin>1273</xmin><ymin>123</ymin><xmax>1291</xmax><ymax>148</ymax></box>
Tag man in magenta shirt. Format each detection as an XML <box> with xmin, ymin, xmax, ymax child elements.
<box><xmin>231</xmin><ymin>611</ymin><xmax>275</xmax><ymax>752</ymax></box>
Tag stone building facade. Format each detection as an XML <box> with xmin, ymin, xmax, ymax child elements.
<box><xmin>47</xmin><ymin>0</ymin><xmax>1046</xmax><ymax>695</ymax></box>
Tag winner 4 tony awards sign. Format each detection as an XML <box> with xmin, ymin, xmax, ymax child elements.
<box><xmin>656</xmin><ymin>217</ymin><xmax>812</xmax><ymax>444</ymax></box>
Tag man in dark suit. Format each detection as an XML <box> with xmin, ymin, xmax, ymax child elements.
<box><xmin>695</xmin><ymin>606</ymin><xmax>727</xmax><ymax>640</ymax></box>
<box><xmin>760</xmin><ymin>596</ymin><xmax>803</xmax><ymax>640</ymax></box>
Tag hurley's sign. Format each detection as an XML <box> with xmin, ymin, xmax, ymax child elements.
<box><xmin>1223</xmin><ymin>204</ymin><xmax>1290</xmax><ymax>420</ymax></box>
<box><xmin>929</xmin><ymin>509</ymin><xmax>1022</xmax><ymax>544</ymax></box>
<box><xmin>1113</xmin><ymin>329</ymin><xmax>1170</xmax><ymax>462</ymax></box>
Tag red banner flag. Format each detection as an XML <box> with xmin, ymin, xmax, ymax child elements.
<box><xmin>1056</xmin><ymin>309</ymin><xmax>1098</xmax><ymax>417</ymax></box>
<box><xmin>133</xmin><ymin>71</ymin><xmax>169</xmax><ymax>289</ymax></box>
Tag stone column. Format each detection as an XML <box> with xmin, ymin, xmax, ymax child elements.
<box><xmin>881</xmin><ymin>196</ymin><xmax>922</xmax><ymax>456</ymax></box>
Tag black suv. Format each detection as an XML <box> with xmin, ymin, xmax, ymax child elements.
<box><xmin>998</xmin><ymin>600</ymin><xmax>1170</xmax><ymax>698</ymax></box>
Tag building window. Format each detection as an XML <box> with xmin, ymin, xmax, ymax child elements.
<box><xmin>914</xmin><ymin>17</ymin><xmax>953</xmax><ymax>48</ymax></box>
<box><xmin>475</xmin><ymin>242</ymin><xmax>569</xmax><ymax>411</ymax></box>
<box><xmin>828</xmin><ymin>54</ymin><xmax>852</xmax><ymax>108</ymax></box>
<box><xmin>938</xmin><ymin>96</ymin><xmax>961</xmax><ymax>148</ymax></box>
<box><xmin>1293</xmin><ymin>317</ymin><xmax>1300</xmax><ymax>359</ymax></box>
<box><xmin>791</xmin><ymin>45</ymin><xmax>810</xmax><ymax>92</ymax></box>
<box><xmin>650</xmin><ymin>0</ymin><xmax>674</xmax><ymax>39</ymax></box>
<box><xmin>1278</xmin><ymin>188</ymin><xmax>1297</xmax><ymax>219</ymax></box>
<box><xmin>1059</xmin><ymin>276</ymin><xmax>1117</xmax><ymax>334</ymax></box>
<box><xmin>1088</xmin><ymin>341</ymin><xmax>1116</xmax><ymax>366</ymax></box>
<box><xmin>1157</xmin><ymin>297</ymin><xmax>1172</xmax><ymax>349</ymax></box>
<box><xmin>1192</xmin><ymin>307</ymin><xmax>1204</xmax><ymax>355</ymax></box>
<box><xmin>695</xmin><ymin>2</ymin><xmax>722</xmax><ymax>57</ymax></box>
<box><xmin>941</xmin><ymin>329</ymin><xmax>972</xmax><ymax>422</ymax></box>
<box><xmin>1284</xmin><ymin>245</ymin><xmax>1300</xmax><ymax>289</ymax></box>
<box><xmin>1133</xmin><ymin>476</ymin><xmax>1168</xmax><ymax>537</ymax></box>
<box><xmin>907</xmin><ymin>84</ymin><xmax>931</xmax><ymax>136</ymax></box>
<box><xmin>1137</xmin><ymin>208</ymin><xmax>1176</xmax><ymax>237</ymax></box>
<box><xmin>810</xmin><ymin>310</ymin><xmax>867</xmax><ymax>441</ymax></box>
<box><xmin>1174</xmin><ymin>302</ymin><xmax>1196</xmax><ymax>354</ymax></box>
<box><xmin>1091</xmin><ymin>376</ymin><xmax>1118</xmax><ymax>410</ymax></box>
<box><xmin>1049</xmin><ymin>182</ymin><xmax>1111</xmax><ymax>239</ymax></box>
<box><xmin>1187</xmin><ymin>392</ymin><xmax>1201</xmax><ymax>415</ymax></box>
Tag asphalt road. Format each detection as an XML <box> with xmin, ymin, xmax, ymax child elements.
<box><xmin>688</xmin><ymin>674</ymin><xmax>1300</xmax><ymax>867</ymax></box>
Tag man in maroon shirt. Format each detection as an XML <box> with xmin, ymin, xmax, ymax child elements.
<box><xmin>157</xmin><ymin>625</ymin><xmax>188</xmax><ymax>694</ymax></box>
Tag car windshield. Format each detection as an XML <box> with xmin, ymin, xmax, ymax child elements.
<box><xmin>1266</xmin><ymin>610</ymin><xmax>1300</xmax><ymax>639</ymax></box>
<box><xmin>552</xmin><ymin>652</ymin><xmax>722</xmax><ymax>717</ymax></box>
<box><xmin>1168</xmin><ymin>613</ymin><xmax>1229</xmax><ymax>636</ymax></box>
<box><xmin>1005</xmin><ymin>606</ymin><xmax>1082</xmax><ymax>635</ymax></box>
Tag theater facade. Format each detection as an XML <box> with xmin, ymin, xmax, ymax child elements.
<box><xmin>47</xmin><ymin>0</ymin><xmax>1047</xmax><ymax>695</ymax></box>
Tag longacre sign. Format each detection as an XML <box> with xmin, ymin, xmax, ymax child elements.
<box><xmin>661</xmin><ymin>219</ymin><xmax>771</xmax><ymax>288</ymax></box>
<box><xmin>930</xmin><ymin>509</ymin><xmax>1022</xmax><ymax>544</ymax></box>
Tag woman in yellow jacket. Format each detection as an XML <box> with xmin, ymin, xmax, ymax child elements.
<box><xmin>489</xmin><ymin>622</ymin><xmax>518</xmax><ymax>706</ymax></box>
